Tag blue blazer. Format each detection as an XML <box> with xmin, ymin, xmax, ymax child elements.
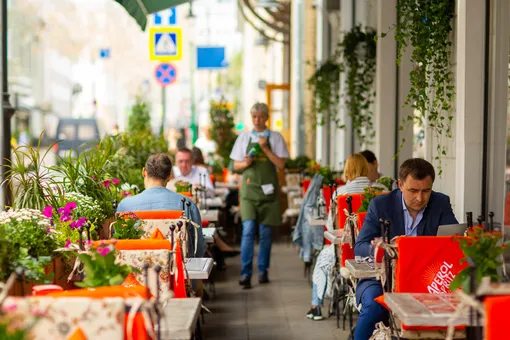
<box><xmin>354</xmin><ymin>189</ymin><xmax>458</xmax><ymax>302</ymax></box>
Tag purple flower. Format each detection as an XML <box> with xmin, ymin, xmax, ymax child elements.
<box><xmin>57</xmin><ymin>201</ymin><xmax>77</xmax><ymax>222</ymax></box>
<box><xmin>70</xmin><ymin>217</ymin><xmax>87</xmax><ymax>229</ymax></box>
<box><xmin>97</xmin><ymin>246</ymin><xmax>111</xmax><ymax>257</ymax></box>
<box><xmin>64</xmin><ymin>239</ymin><xmax>71</xmax><ymax>248</ymax></box>
<box><xmin>112</xmin><ymin>178</ymin><xmax>120</xmax><ymax>185</ymax></box>
<box><xmin>42</xmin><ymin>206</ymin><xmax>53</xmax><ymax>218</ymax></box>
<box><xmin>65</xmin><ymin>202</ymin><xmax>77</xmax><ymax>211</ymax></box>
<box><xmin>123</xmin><ymin>191</ymin><xmax>132</xmax><ymax>197</ymax></box>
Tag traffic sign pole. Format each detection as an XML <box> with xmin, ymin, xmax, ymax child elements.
<box><xmin>160</xmin><ymin>86</ymin><xmax>166</xmax><ymax>136</ymax></box>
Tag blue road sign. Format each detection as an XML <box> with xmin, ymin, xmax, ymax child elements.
<box><xmin>155</xmin><ymin>63</ymin><xmax>177</xmax><ymax>87</ymax></box>
<box><xmin>154</xmin><ymin>8</ymin><xmax>176</xmax><ymax>26</ymax></box>
<box><xmin>99</xmin><ymin>48</ymin><xmax>110</xmax><ymax>59</ymax></box>
<box><xmin>196</xmin><ymin>47</ymin><xmax>229</xmax><ymax>69</ymax></box>
<box><xmin>149</xmin><ymin>28</ymin><xmax>182</xmax><ymax>61</ymax></box>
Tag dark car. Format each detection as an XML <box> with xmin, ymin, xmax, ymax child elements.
<box><xmin>53</xmin><ymin>118</ymin><xmax>100</xmax><ymax>158</ymax></box>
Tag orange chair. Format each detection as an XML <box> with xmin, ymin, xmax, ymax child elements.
<box><xmin>337</xmin><ymin>194</ymin><xmax>363</xmax><ymax>230</ymax></box>
<box><xmin>383</xmin><ymin>236</ymin><xmax>467</xmax><ymax>337</ymax></box>
<box><xmin>133</xmin><ymin>210</ymin><xmax>184</xmax><ymax>220</ymax></box>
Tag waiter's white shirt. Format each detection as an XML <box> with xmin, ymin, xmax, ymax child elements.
<box><xmin>230</xmin><ymin>130</ymin><xmax>290</xmax><ymax>161</ymax></box>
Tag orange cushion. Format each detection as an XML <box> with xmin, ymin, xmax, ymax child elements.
<box><xmin>93</xmin><ymin>239</ymin><xmax>171</xmax><ymax>250</ymax></box>
<box><xmin>48</xmin><ymin>285</ymin><xmax>150</xmax><ymax>299</ymax></box>
<box><xmin>67</xmin><ymin>328</ymin><xmax>87</xmax><ymax>340</ymax></box>
<box><xmin>133</xmin><ymin>210</ymin><xmax>183</xmax><ymax>220</ymax></box>
<box><xmin>484</xmin><ymin>295</ymin><xmax>510</xmax><ymax>340</ymax></box>
<box><xmin>149</xmin><ymin>229</ymin><xmax>166</xmax><ymax>240</ymax></box>
<box><xmin>395</xmin><ymin>236</ymin><xmax>466</xmax><ymax>294</ymax></box>
<box><xmin>374</xmin><ymin>294</ymin><xmax>389</xmax><ymax>310</ymax></box>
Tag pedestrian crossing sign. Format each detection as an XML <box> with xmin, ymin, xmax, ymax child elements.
<box><xmin>149</xmin><ymin>27</ymin><xmax>182</xmax><ymax>61</ymax></box>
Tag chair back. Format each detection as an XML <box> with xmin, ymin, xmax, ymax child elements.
<box><xmin>395</xmin><ymin>236</ymin><xmax>467</xmax><ymax>294</ymax></box>
<box><xmin>485</xmin><ymin>295</ymin><xmax>510</xmax><ymax>340</ymax></box>
<box><xmin>337</xmin><ymin>194</ymin><xmax>363</xmax><ymax>229</ymax></box>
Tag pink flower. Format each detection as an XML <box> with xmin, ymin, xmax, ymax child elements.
<box><xmin>97</xmin><ymin>246</ymin><xmax>111</xmax><ymax>256</ymax></box>
<box><xmin>123</xmin><ymin>191</ymin><xmax>132</xmax><ymax>197</ymax></box>
<box><xmin>57</xmin><ymin>201</ymin><xmax>77</xmax><ymax>222</ymax></box>
<box><xmin>42</xmin><ymin>206</ymin><xmax>53</xmax><ymax>218</ymax></box>
<box><xmin>102</xmin><ymin>179</ymin><xmax>111</xmax><ymax>189</ymax></box>
<box><xmin>64</xmin><ymin>239</ymin><xmax>72</xmax><ymax>248</ymax></box>
<box><xmin>2</xmin><ymin>302</ymin><xmax>17</xmax><ymax>312</ymax></box>
<box><xmin>92</xmin><ymin>175</ymin><xmax>95</xmax><ymax>180</ymax></box>
<box><xmin>70</xmin><ymin>217</ymin><xmax>87</xmax><ymax>229</ymax></box>
<box><xmin>112</xmin><ymin>178</ymin><xmax>120</xmax><ymax>185</ymax></box>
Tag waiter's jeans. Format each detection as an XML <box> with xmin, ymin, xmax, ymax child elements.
<box><xmin>354</xmin><ymin>283</ymin><xmax>389</xmax><ymax>340</ymax></box>
<box><xmin>240</xmin><ymin>220</ymin><xmax>272</xmax><ymax>277</ymax></box>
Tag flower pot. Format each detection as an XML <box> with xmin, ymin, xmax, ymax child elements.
<box><xmin>8</xmin><ymin>261</ymin><xmax>56</xmax><ymax>296</ymax></box>
<box><xmin>101</xmin><ymin>217</ymin><xmax>114</xmax><ymax>239</ymax></box>
<box><xmin>222</xmin><ymin>168</ymin><xmax>229</xmax><ymax>183</ymax></box>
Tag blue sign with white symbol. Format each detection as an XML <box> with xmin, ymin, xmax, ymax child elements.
<box><xmin>155</xmin><ymin>63</ymin><xmax>177</xmax><ymax>87</ymax></box>
<box><xmin>155</xmin><ymin>33</ymin><xmax>177</xmax><ymax>56</ymax></box>
<box><xmin>154</xmin><ymin>7</ymin><xmax>176</xmax><ymax>26</ymax></box>
<box><xmin>196</xmin><ymin>47</ymin><xmax>229</xmax><ymax>69</ymax></box>
<box><xmin>99</xmin><ymin>48</ymin><xmax>110</xmax><ymax>59</ymax></box>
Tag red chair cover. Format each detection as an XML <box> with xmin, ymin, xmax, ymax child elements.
<box><xmin>485</xmin><ymin>295</ymin><xmax>510</xmax><ymax>340</ymax></box>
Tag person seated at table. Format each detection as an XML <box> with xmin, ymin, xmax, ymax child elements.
<box><xmin>170</xmin><ymin>147</ymin><xmax>215</xmax><ymax>198</ymax></box>
<box><xmin>117</xmin><ymin>153</ymin><xmax>206</xmax><ymax>258</ymax></box>
<box><xmin>307</xmin><ymin>153</ymin><xmax>372</xmax><ymax>321</ymax></box>
<box><xmin>353</xmin><ymin>158</ymin><xmax>458</xmax><ymax>340</ymax></box>
<box><xmin>360</xmin><ymin>150</ymin><xmax>381</xmax><ymax>183</ymax></box>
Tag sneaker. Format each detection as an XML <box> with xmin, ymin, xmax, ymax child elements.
<box><xmin>239</xmin><ymin>276</ymin><xmax>252</xmax><ymax>289</ymax></box>
<box><xmin>306</xmin><ymin>307</ymin><xmax>323</xmax><ymax>321</ymax></box>
<box><xmin>258</xmin><ymin>272</ymin><xmax>270</xmax><ymax>284</ymax></box>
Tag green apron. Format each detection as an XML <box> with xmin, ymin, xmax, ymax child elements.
<box><xmin>240</xmin><ymin>136</ymin><xmax>282</xmax><ymax>226</ymax></box>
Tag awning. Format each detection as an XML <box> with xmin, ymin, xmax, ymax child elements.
<box><xmin>114</xmin><ymin>0</ymin><xmax>189</xmax><ymax>30</ymax></box>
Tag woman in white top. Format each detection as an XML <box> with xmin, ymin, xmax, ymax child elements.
<box><xmin>307</xmin><ymin>153</ymin><xmax>372</xmax><ymax>321</ymax></box>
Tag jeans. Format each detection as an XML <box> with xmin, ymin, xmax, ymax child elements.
<box><xmin>354</xmin><ymin>283</ymin><xmax>389</xmax><ymax>340</ymax></box>
<box><xmin>240</xmin><ymin>219</ymin><xmax>272</xmax><ymax>277</ymax></box>
<box><xmin>311</xmin><ymin>282</ymin><xmax>322</xmax><ymax>306</ymax></box>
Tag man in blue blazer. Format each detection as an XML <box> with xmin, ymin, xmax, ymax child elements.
<box><xmin>353</xmin><ymin>158</ymin><xmax>458</xmax><ymax>340</ymax></box>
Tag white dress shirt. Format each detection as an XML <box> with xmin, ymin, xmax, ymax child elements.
<box><xmin>172</xmin><ymin>165</ymin><xmax>215</xmax><ymax>198</ymax></box>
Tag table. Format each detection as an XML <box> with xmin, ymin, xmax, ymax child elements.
<box><xmin>324</xmin><ymin>230</ymin><xmax>343</xmax><ymax>244</ymax></box>
<box><xmin>345</xmin><ymin>259</ymin><xmax>380</xmax><ymax>279</ymax></box>
<box><xmin>384</xmin><ymin>293</ymin><xmax>469</xmax><ymax>327</ymax></box>
<box><xmin>202</xmin><ymin>227</ymin><xmax>216</xmax><ymax>244</ymax></box>
<box><xmin>185</xmin><ymin>257</ymin><xmax>214</xmax><ymax>279</ymax></box>
<box><xmin>200</xmin><ymin>209</ymin><xmax>219</xmax><ymax>222</ymax></box>
<box><xmin>281</xmin><ymin>185</ymin><xmax>301</xmax><ymax>194</ymax></box>
<box><xmin>215</xmin><ymin>182</ymin><xmax>239</xmax><ymax>190</ymax></box>
<box><xmin>160</xmin><ymin>297</ymin><xmax>201</xmax><ymax>339</ymax></box>
<box><xmin>204</xmin><ymin>197</ymin><xmax>225</xmax><ymax>209</ymax></box>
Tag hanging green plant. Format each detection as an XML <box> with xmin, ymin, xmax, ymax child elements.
<box><xmin>394</xmin><ymin>0</ymin><xmax>455</xmax><ymax>174</ymax></box>
<box><xmin>308</xmin><ymin>25</ymin><xmax>376</xmax><ymax>147</ymax></box>
<box><xmin>338</xmin><ymin>25</ymin><xmax>377</xmax><ymax>146</ymax></box>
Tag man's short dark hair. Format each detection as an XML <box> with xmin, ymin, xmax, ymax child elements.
<box><xmin>398</xmin><ymin>158</ymin><xmax>435</xmax><ymax>182</ymax></box>
<box><xmin>176</xmin><ymin>147</ymin><xmax>192</xmax><ymax>156</ymax></box>
<box><xmin>360</xmin><ymin>150</ymin><xmax>377</xmax><ymax>164</ymax></box>
<box><xmin>145</xmin><ymin>154</ymin><xmax>172</xmax><ymax>180</ymax></box>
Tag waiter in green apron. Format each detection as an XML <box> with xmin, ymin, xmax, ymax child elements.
<box><xmin>230</xmin><ymin>103</ymin><xmax>290</xmax><ymax>289</ymax></box>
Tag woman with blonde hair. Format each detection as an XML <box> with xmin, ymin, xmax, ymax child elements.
<box><xmin>306</xmin><ymin>153</ymin><xmax>372</xmax><ymax>321</ymax></box>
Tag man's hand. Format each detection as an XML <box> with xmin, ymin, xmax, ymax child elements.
<box><xmin>258</xmin><ymin>136</ymin><xmax>269</xmax><ymax>150</ymax></box>
<box><xmin>244</xmin><ymin>156</ymin><xmax>253</xmax><ymax>168</ymax></box>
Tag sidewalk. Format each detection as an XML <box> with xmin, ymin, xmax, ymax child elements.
<box><xmin>201</xmin><ymin>243</ymin><xmax>351</xmax><ymax>340</ymax></box>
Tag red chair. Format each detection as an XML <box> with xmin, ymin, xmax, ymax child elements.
<box><xmin>340</xmin><ymin>212</ymin><xmax>367</xmax><ymax>266</ymax></box>
<box><xmin>337</xmin><ymin>194</ymin><xmax>363</xmax><ymax>229</ymax></box>
<box><xmin>133</xmin><ymin>210</ymin><xmax>183</xmax><ymax>220</ymax></box>
<box><xmin>485</xmin><ymin>295</ymin><xmax>510</xmax><ymax>340</ymax></box>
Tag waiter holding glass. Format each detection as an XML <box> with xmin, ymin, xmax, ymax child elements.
<box><xmin>230</xmin><ymin>103</ymin><xmax>289</xmax><ymax>289</ymax></box>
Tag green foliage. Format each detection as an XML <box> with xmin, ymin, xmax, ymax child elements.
<box><xmin>2</xmin><ymin>134</ymin><xmax>64</xmax><ymax>210</ymax></box>
<box><xmin>375</xmin><ymin>176</ymin><xmax>395</xmax><ymax>191</ymax></box>
<box><xmin>75</xmin><ymin>244</ymin><xmax>137</xmax><ymax>288</ymax></box>
<box><xmin>209</xmin><ymin>100</ymin><xmax>238</xmax><ymax>168</ymax></box>
<box><xmin>174</xmin><ymin>180</ymin><xmax>191</xmax><ymax>193</ymax></box>
<box><xmin>128</xmin><ymin>96</ymin><xmax>151</xmax><ymax>133</ymax></box>
<box><xmin>394</xmin><ymin>0</ymin><xmax>455</xmax><ymax>174</ymax></box>
<box><xmin>307</xmin><ymin>160</ymin><xmax>336</xmax><ymax>186</ymax></box>
<box><xmin>308</xmin><ymin>25</ymin><xmax>376</xmax><ymax>147</ymax></box>
<box><xmin>60</xmin><ymin>192</ymin><xmax>105</xmax><ymax>230</ymax></box>
<box><xmin>285</xmin><ymin>155</ymin><xmax>311</xmax><ymax>170</ymax></box>
<box><xmin>0</xmin><ymin>316</ymin><xmax>29</xmax><ymax>340</ymax></box>
<box><xmin>338</xmin><ymin>25</ymin><xmax>377</xmax><ymax>146</ymax></box>
<box><xmin>450</xmin><ymin>228</ymin><xmax>510</xmax><ymax>292</ymax></box>
<box><xmin>0</xmin><ymin>209</ymin><xmax>56</xmax><ymax>282</ymax></box>
<box><xmin>357</xmin><ymin>186</ymin><xmax>385</xmax><ymax>213</ymax></box>
<box><xmin>111</xmin><ymin>213</ymin><xmax>145</xmax><ymax>240</ymax></box>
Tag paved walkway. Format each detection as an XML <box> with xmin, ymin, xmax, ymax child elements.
<box><xmin>201</xmin><ymin>243</ymin><xmax>352</xmax><ymax>340</ymax></box>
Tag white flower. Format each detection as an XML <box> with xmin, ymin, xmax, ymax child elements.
<box><xmin>121</xmin><ymin>183</ymin><xmax>131</xmax><ymax>191</ymax></box>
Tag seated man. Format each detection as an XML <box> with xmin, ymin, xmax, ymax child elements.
<box><xmin>117</xmin><ymin>153</ymin><xmax>206</xmax><ymax>258</ymax></box>
<box><xmin>353</xmin><ymin>158</ymin><xmax>458</xmax><ymax>340</ymax></box>
<box><xmin>170</xmin><ymin>147</ymin><xmax>215</xmax><ymax>198</ymax></box>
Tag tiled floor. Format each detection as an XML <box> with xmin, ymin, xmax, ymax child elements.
<box><xmin>201</xmin><ymin>243</ymin><xmax>352</xmax><ymax>340</ymax></box>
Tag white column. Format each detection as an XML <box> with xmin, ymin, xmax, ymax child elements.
<box><xmin>454</xmin><ymin>0</ymin><xmax>486</xmax><ymax>221</ymax></box>
<box><xmin>375</xmin><ymin>0</ymin><xmax>397</xmax><ymax>178</ymax></box>
<box><xmin>487</xmin><ymin>0</ymin><xmax>509</xmax><ymax>223</ymax></box>
<box><xmin>290</xmin><ymin>0</ymin><xmax>304</xmax><ymax>158</ymax></box>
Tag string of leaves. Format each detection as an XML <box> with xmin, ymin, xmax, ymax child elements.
<box><xmin>394</xmin><ymin>0</ymin><xmax>455</xmax><ymax>173</ymax></box>
<box><xmin>338</xmin><ymin>25</ymin><xmax>377</xmax><ymax>146</ymax></box>
<box><xmin>308</xmin><ymin>25</ymin><xmax>377</xmax><ymax>147</ymax></box>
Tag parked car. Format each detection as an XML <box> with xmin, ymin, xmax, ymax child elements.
<box><xmin>53</xmin><ymin>118</ymin><xmax>100</xmax><ymax>159</ymax></box>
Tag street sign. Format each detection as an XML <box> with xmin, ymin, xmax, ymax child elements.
<box><xmin>196</xmin><ymin>47</ymin><xmax>228</xmax><ymax>69</ymax></box>
<box><xmin>99</xmin><ymin>48</ymin><xmax>110</xmax><ymax>59</ymax></box>
<box><xmin>149</xmin><ymin>28</ymin><xmax>182</xmax><ymax>61</ymax></box>
<box><xmin>154</xmin><ymin>8</ymin><xmax>176</xmax><ymax>26</ymax></box>
<box><xmin>154</xmin><ymin>63</ymin><xmax>177</xmax><ymax>87</ymax></box>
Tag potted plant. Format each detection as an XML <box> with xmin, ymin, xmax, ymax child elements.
<box><xmin>76</xmin><ymin>243</ymin><xmax>138</xmax><ymax>288</ymax></box>
<box><xmin>209</xmin><ymin>99</ymin><xmax>238</xmax><ymax>169</ymax></box>
<box><xmin>0</xmin><ymin>209</ymin><xmax>58</xmax><ymax>295</ymax></box>
<box><xmin>110</xmin><ymin>213</ymin><xmax>145</xmax><ymax>240</ymax></box>
<box><xmin>357</xmin><ymin>186</ymin><xmax>385</xmax><ymax>213</ymax></box>
<box><xmin>174</xmin><ymin>180</ymin><xmax>192</xmax><ymax>196</ymax></box>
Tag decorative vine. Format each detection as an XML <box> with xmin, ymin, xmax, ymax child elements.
<box><xmin>394</xmin><ymin>0</ymin><xmax>455</xmax><ymax>173</ymax></box>
<box><xmin>338</xmin><ymin>25</ymin><xmax>377</xmax><ymax>146</ymax></box>
<box><xmin>308</xmin><ymin>25</ymin><xmax>377</xmax><ymax>147</ymax></box>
